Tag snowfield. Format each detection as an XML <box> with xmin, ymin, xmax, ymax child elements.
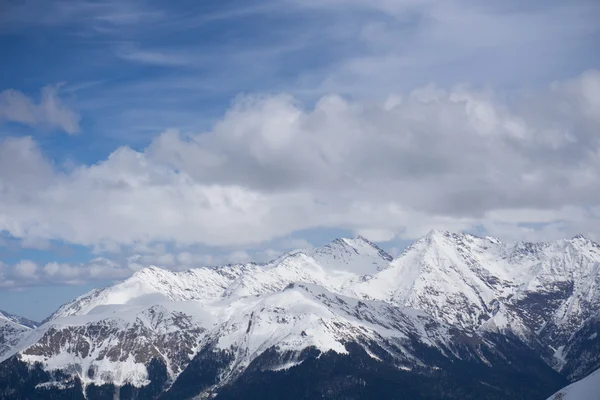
<box><xmin>547</xmin><ymin>367</ymin><xmax>600</xmax><ymax>400</ymax></box>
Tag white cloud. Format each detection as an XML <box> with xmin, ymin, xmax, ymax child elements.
<box><xmin>176</xmin><ymin>251</ymin><xmax>214</xmax><ymax>266</ymax></box>
<box><xmin>115</xmin><ymin>44</ymin><xmax>199</xmax><ymax>67</ymax></box>
<box><xmin>43</xmin><ymin>262</ymin><xmax>82</xmax><ymax>281</ymax></box>
<box><xmin>0</xmin><ymin>71</ymin><xmax>599</xmax><ymax>254</ymax></box>
<box><xmin>0</xmin><ymin>85</ymin><xmax>80</xmax><ymax>134</ymax></box>
<box><xmin>226</xmin><ymin>250</ymin><xmax>252</xmax><ymax>264</ymax></box>
<box><xmin>1</xmin><ymin>257</ymin><xmax>141</xmax><ymax>288</ymax></box>
<box><xmin>276</xmin><ymin>238</ymin><xmax>313</xmax><ymax>250</ymax></box>
<box><xmin>13</xmin><ymin>260</ymin><xmax>38</xmax><ymax>279</ymax></box>
<box><xmin>275</xmin><ymin>0</ymin><xmax>599</xmax><ymax>102</ymax></box>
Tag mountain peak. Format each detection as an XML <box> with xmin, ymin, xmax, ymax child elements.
<box><xmin>571</xmin><ymin>233</ymin><xmax>588</xmax><ymax>241</ymax></box>
<box><xmin>127</xmin><ymin>265</ymin><xmax>179</xmax><ymax>286</ymax></box>
<box><xmin>319</xmin><ymin>236</ymin><xmax>374</xmax><ymax>253</ymax></box>
<box><xmin>354</xmin><ymin>235</ymin><xmax>378</xmax><ymax>245</ymax></box>
<box><xmin>485</xmin><ymin>235</ymin><xmax>502</xmax><ymax>244</ymax></box>
<box><xmin>423</xmin><ymin>229</ymin><xmax>471</xmax><ymax>240</ymax></box>
<box><xmin>420</xmin><ymin>229</ymin><xmax>497</xmax><ymax>246</ymax></box>
<box><xmin>132</xmin><ymin>264</ymin><xmax>170</xmax><ymax>277</ymax></box>
<box><xmin>304</xmin><ymin>236</ymin><xmax>392</xmax><ymax>274</ymax></box>
<box><xmin>422</xmin><ymin>229</ymin><xmax>468</xmax><ymax>244</ymax></box>
<box><xmin>424</xmin><ymin>228</ymin><xmax>446</xmax><ymax>239</ymax></box>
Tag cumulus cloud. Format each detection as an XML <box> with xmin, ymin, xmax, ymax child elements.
<box><xmin>0</xmin><ymin>85</ymin><xmax>80</xmax><ymax>134</ymax></box>
<box><xmin>0</xmin><ymin>71</ymin><xmax>599</xmax><ymax>255</ymax></box>
<box><xmin>13</xmin><ymin>260</ymin><xmax>38</xmax><ymax>279</ymax></box>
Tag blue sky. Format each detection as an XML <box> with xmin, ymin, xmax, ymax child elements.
<box><xmin>1</xmin><ymin>0</ymin><xmax>599</xmax><ymax>320</ymax></box>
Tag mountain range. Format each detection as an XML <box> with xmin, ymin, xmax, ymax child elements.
<box><xmin>1</xmin><ymin>230</ymin><xmax>599</xmax><ymax>399</ymax></box>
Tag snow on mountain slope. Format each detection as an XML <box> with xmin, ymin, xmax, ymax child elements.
<box><xmin>0</xmin><ymin>310</ymin><xmax>38</xmax><ymax>329</ymax></box>
<box><xmin>209</xmin><ymin>282</ymin><xmax>460</xmax><ymax>378</ymax></box>
<box><xmin>352</xmin><ymin>230</ymin><xmax>600</xmax><ymax>335</ymax></box>
<box><xmin>14</xmin><ymin>302</ymin><xmax>212</xmax><ymax>388</ymax></box>
<box><xmin>48</xmin><ymin>264</ymin><xmax>252</xmax><ymax>320</ymax></box>
<box><xmin>306</xmin><ymin>237</ymin><xmax>392</xmax><ymax>274</ymax></box>
<box><xmin>516</xmin><ymin>235</ymin><xmax>600</xmax><ymax>342</ymax></box>
<box><xmin>50</xmin><ymin>237</ymin><xmax>392</xmax><ymax>321</ymax></box>
<box><xmin>0</xmin><ymin>310</ymin><xmax>37</xmax><ymax>360</ymax></box>
<box><xmin>4</xmin><ymin>282</ymin><xmax>464</xmax><ymax>391</ymax></box>
<box><xmin>352</xmin><ymin>230</ymin><xmax>513</xmax><ymax>329</ymax></box>
<box><xmin>224</xmin><ymin>252</ymin><xmax>356</xmax><ymax>298</ymax></box>
<box><xmin>547</xmin><ymin>367</ymin><xmax>600</xmax><ymax>400</ymax></box>
<box><xmin>225</xmin><ymin>237</ymin><xmax>392</xmax><ymax>297</ymax></box>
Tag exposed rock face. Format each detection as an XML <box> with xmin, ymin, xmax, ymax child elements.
<box><xmin>17</xmin><ymin>306</ymin><xmax>206</xmax><ymax>389</ymax></box>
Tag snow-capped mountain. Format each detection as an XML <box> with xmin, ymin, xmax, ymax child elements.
<box><xmin>0</xmin><ymin>231</ymin><xmax>598</xmax><ymax>399</ymax></box>
<box><xmin>352</xmin><ymin>230</ymin><xmax>511</xmax><ymax>329</ymax></box>
<box><xmin>354</xmin><ymin>230</ymin><xmax>600</xmax><ymax>328</ymax></box>
<box><xmin>305</xmin><ymin>236</ymin><xmax>393</xmax><ymax>274</ymax></box>
<box><xmin>46</xmin><ymin>263</ymin><xmax>254</xmax><ymax>321</ymax></box>
<box><xmin>352</xmin><ymin>230</ymin><xmax>600</xmax><ymax>373</ymax></box>
<box><xmin>49</xmin><ymin>236</ymin><xmax>393</xmax><ymax>321</ymax></box>
<box><xmin>547</xmin><ymin>367</ymin><xmax>600</xmax><ymax>400</ymax></box>
<box><xmin>20</xmin><ymin>304</ymin><xmax>207</xmax><ymax>387</ymax></box>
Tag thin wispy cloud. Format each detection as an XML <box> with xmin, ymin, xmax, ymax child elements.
<box><xmin>115</xmin><ymin>44</ymin><xmax>201</xmax><ymax>67</ymax></box>
<box><xmin>0</xmin><ymin>0</ymin><xmax>166</xmax><ymax>31</ymax></box>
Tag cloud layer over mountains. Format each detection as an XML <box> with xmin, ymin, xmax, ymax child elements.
<box><xmin>1</xmin><ymin>70</ymin><xmax>599</xmax><ymax>260</ymax></box>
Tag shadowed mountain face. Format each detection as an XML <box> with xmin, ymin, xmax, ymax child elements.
<box><xmin>0</xmin><ymin>231</ymin><xmax>598</xmax><ymax>399</ymax></box>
